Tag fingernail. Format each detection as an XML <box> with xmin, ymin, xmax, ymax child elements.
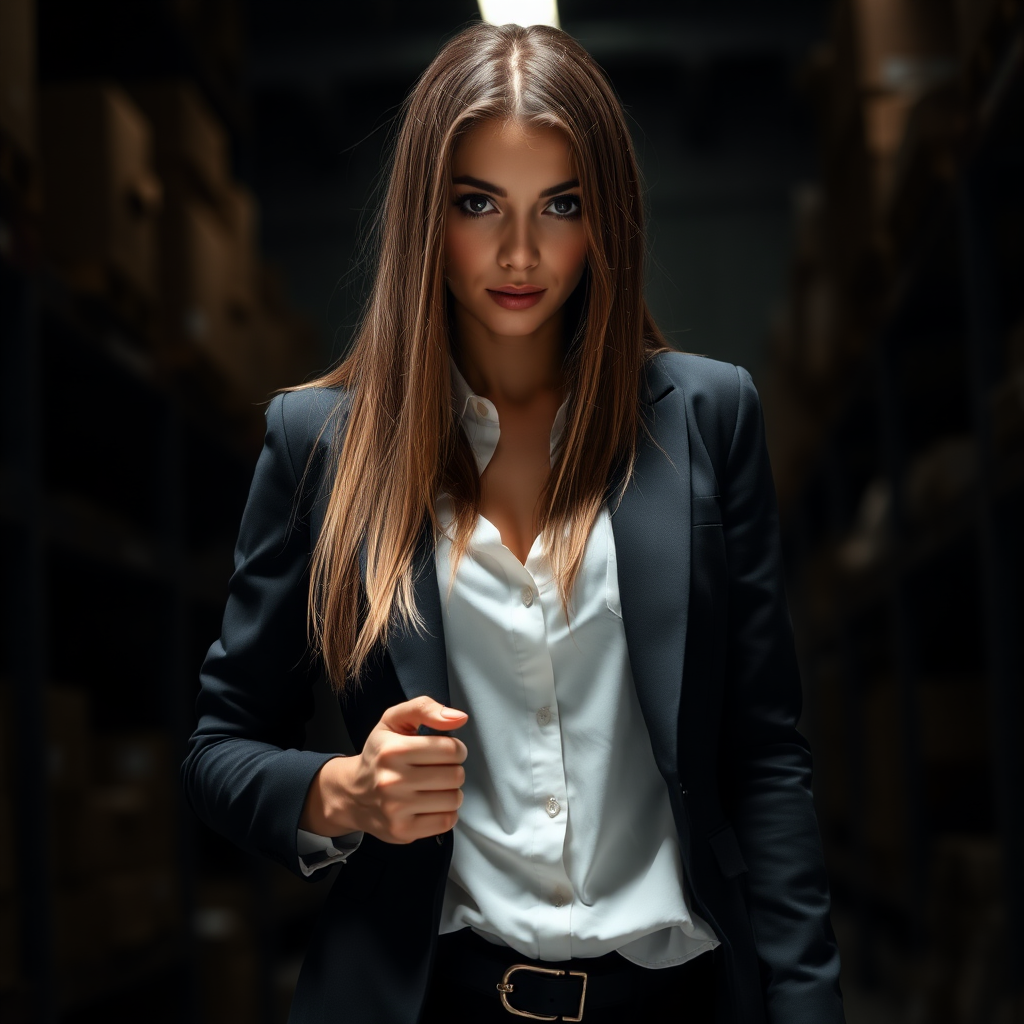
<box><xmin>440</xmin><ymin>707</ymin><xmax>467</xmax><ymax>719</ymax></box>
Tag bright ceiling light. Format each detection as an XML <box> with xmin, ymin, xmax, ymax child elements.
<box><xmin>478</xmin><ymin>0</ymin><xmax>560</xmax><ymax>29</ymax></box>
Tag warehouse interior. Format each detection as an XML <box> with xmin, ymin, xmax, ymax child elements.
<box><xmin>0</xmin><ymin>0</ymin><xmax>1021</xmax><ymax>1021</ymax></box>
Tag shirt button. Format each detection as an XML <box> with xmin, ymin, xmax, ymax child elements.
<box><xmin>552</xmin><ymin>888</ymin><xmax>569</xmax><ymax>908</ymax></box>
<box><xmin>521</xmin><ymin>586</ymin><xmax>534</xmax><ymax>607</ymax></box>
<box><xmin>546</xmin><ymin>797</ymin><xmax>560</xmax><ymax>818</ymax></box>
<box><xmin>536</xmin><ymin>706</ymin><xmax>551</xmax><ymax>726</ymax></box>
<box><xmin>474</xmin><ymin>400</ymin><xmax>488</xmax><ymax>418</ymax></box>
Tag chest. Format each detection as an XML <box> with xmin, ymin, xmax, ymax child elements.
<box><xmin>476</xmin><ymin>407</ymin><xmax>559</xmax><ymax>565</ymax></box>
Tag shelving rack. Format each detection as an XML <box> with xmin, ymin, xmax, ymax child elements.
<box><xmin>1</xmin><ymin>3</ymin><xmax>336</xmax><ymax>1021</ymax></box>
<box><xmin>782</xmin><ymin>13</ymin><xmax>1024</xmax><ymax>1012</ymax></box>
<box><xmin>0</xmin><ymin>244</ymin><xmax>259</xmax><ymax>1020</ymax></box>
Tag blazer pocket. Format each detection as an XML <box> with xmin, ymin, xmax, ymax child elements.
<box><xmin>692</xmin><ymin>494</ymin><xmax>722</xmax><ymax>527</ymax></box>
<box><xmin>707</xmin><ymin>823</ymin><xmax>748</xmax><ymax>879</ymax></box>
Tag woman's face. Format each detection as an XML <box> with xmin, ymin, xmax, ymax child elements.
<box><xmin>444</xmin><ymin>119</ymin><xmax>587</xmax><ymax>340</ymax></box>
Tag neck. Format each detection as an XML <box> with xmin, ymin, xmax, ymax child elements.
<box><xmin>451</xmin><ymin>303</ymin><xmax>565</xmax><ymax>406</ymax></box>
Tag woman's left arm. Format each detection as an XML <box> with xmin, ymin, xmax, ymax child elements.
<box><xmin>721</xmin><ymin>365</ymin><xmax>845</xmax><ymax>1023</ymax></box>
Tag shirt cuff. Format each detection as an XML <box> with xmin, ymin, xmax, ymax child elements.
<box><xmin>296</xmin><ymin>827</ymin><xmax>364</xmax><ymax>877</ymax></box>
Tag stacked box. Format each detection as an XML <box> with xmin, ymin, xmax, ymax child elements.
<box><xmin>39</xmin><ymin>85</ymin><xmax>162</xmax><ymax>323</ymax></box>
<box><xmin>0</xmin><ymin>0</ymin><xmax>37</xmax><ymax>204</ymax></box>
<box><xmin>815</xmin><ymin>0</ymin><xmax>958</xmax><ymax>267</ymax></box>
<box><xmin>220</xmin><ymin>183</ymin><xmax>269</xmax><ymax>403</ymax></box>
<box><xmin>783</xmin><ymin>184</ymin><xmax>865</xmax><ymax>396</ymax></box>
<box><xmin>159</xmin><ymin>196</ymin><xmax>233</xmax><ymax>376</ymax></box>
<box><xmin>131</xmin><ymin>81</ymin><xmax>232</xmax><ymax>383</ymax></box>
<box><xmin>130</xmin><ymin>82</ymin><xmax>229</xmax><ymax>209</ymax></box>
<box><xmin>132</xmin><ymin>81</ymin><xmax>272</xmax><ymax>405</ymax></box>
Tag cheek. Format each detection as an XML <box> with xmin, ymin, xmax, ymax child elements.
<box><xmin>555</xmin><ymin>231</ymin><xmax>588</xmax><ymax>284</ymax></box>
<box><xmin>444</xmin><ymin>222</ymin><xmax>483</xmax><ymax>285</ymax></box>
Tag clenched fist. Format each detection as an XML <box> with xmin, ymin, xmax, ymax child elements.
<box><xmin>300</xmin><ymin>696</ymin><xmax>469</xmax><ymax>844</ymax></box>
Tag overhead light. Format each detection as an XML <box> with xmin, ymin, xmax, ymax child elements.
<box><xmin>478</xmin><ymin>0</ymin><xmax>560</xmax><ymax>29</ymax></box>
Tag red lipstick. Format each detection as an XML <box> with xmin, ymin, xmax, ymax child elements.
<box><xmin>487</xmin><ymin>285</ymin><xmax>546</xmax><ymax>310</ymax></box>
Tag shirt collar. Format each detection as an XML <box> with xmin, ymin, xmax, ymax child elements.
<box><xmin>450</xmin><ymin>356</ymin><xmax>569</xmax><ymax>475</ymax></box>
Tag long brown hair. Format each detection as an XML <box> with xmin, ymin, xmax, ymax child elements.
<box><xmin>291</xmin><ymin>22</ymin><xmax>669</xmax><ymax>690</ymax></box>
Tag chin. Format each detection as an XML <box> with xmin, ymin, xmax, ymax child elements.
<box><xmin>472</xmin><ymin>305</ymin><xmax>559</xmax><ymax>339</ymax></box>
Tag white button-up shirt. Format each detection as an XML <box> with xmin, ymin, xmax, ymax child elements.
<box><xmin>298</xmin><ymin>360</ymin><xmax>719</xmax><ymax>969</ymax></box>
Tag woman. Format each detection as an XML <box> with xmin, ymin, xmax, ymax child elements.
<box><xmin>182</xmin><ymin>21</ymin><xmax>845</xmax><ymax>1024</ymax></box>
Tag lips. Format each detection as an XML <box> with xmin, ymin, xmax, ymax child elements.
<box><xmin>486</xmin><ymin>286</ymin><xmax>546</xmax><ymax>310</ymax></box>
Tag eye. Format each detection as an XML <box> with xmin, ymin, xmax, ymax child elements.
<box><xmin>544</xmin><ymin>194</ymin><xmax>581</xmax><ymax>219</ymax></box>
<box><xmin>455</xmin><ymin>193</ymin><xmax>496</xmax><ymax>217</ymax></box>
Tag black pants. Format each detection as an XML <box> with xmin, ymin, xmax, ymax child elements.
<box><xmin>420</xmin><ymin>927</ymin><xmax>717</xmax><ymax>1023</ymax></box>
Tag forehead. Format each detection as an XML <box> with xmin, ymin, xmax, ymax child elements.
<box><xmin>451</xmin><ymin>119</ymin><xmax>575</xmax><ymax>183</ymax></box>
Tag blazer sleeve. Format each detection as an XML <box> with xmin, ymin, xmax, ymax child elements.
<box><xmin>721</xmin><ymin>365</ymin><xmax>845</xmax><ymax>1023</ymax></box>
<box><xmin>181</xmin><ymin>391</ymin><xmax>339</xmax><ymax>881</ymax></box>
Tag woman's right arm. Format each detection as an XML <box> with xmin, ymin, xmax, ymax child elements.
<box><xmin>182</xmin><ymin>390</ymin><xmax>469</xmax><ymax>880</ymax></box>
<box><xmin>181</xmin><ymin>391</ymin><xmax>342</xmax><ymax>881</ymax></box>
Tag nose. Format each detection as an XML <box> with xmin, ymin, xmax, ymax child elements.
<box><xmin>497</xmin><ymin>213</ymin><xmax>539</xmax><ymax>272</ymax></box>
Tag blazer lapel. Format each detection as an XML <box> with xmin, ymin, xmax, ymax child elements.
<box><xmin>360</xmin><ymin>527</ymin><xmax>451</xmax><ymax>707</ymax></box>
<box><xmin>609</xmin><ymin>357</ymin><xmax>690</xmax><ymax>782</ymax></box>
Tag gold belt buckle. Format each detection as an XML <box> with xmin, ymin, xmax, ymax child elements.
<box><xmin>496</xmin><ymin>964</ymin><xmax>588</xmax><ymax>1021</ymax></box>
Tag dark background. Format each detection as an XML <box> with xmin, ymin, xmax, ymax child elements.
<box><xmin>1</xmin><ymin>1</ymin><xmax>1022</xmax><ymax>1021</ymax></box>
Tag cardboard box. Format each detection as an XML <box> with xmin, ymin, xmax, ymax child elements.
<box><xmin>0</xmin><ymin>0</ymin><xmax>35</xmax><ymax>159</ymax></box>
<box><xmin>222</xmin><ymin>182</ymin><xmax>259</xmax><ymax>325</ymax></box>
<box><xmin>40</xmin><ymin>84</ymin><xmax>162</xmax><ymax>306</ymax></box>
<box><xmin>130</xmin><ymin>81</ymin><xmax>229</xmax><ymax>208</ymax></box>
<box><xmin>851</xmin><ymin>0</ymin><xmax>957</xmax><ymax>96</ymax></box>
<box><xmin>159</xmin><ymin>193</ymin><xmax>232</xmax><ymax>369</ymax></box>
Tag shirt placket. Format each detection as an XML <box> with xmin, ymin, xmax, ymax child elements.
<box><xmin>497</xmin><ymin>546</ymin><xmax>572</xmax><ymax>962</ymax></box>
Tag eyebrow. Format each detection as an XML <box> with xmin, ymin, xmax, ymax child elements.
<box><xmin>451</xmin><ymin>175</ymin><xmax>580</xmax><ymax>199</ymax></box>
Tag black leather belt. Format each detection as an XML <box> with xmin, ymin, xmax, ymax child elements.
<box><xmin>436</xmin><ymin>929</ymin><xmax>679</xmax><ymax>1020</ymax></box>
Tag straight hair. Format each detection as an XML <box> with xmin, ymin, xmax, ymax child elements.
<box><xmin>290</xmin><ymin>22</ymin><xmax>669</xmax><ymax>691</ymax></box>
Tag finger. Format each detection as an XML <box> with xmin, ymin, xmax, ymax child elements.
<box><xmin>406</xmin><ymin>763</ymin><xmax>466</xmax><ymax>791</ymax></box>
<box><xmin>403</xmin><ymin>736</ymin><xmax>468</xmax><ymax>766</ymax></box>
<box><xmin>408</xmin><ymin>811</ymin><xmax>460</xmax><ymax>835</ymax></box>
<box><xmin>406</xmin><ymin>789</ymin><xmax>463</xmax><ymax>815</ymax></box>
<box><xmin>379</xmin><ymin>696</ymin><xmax>468</xmax><ymax>736</ymax></box>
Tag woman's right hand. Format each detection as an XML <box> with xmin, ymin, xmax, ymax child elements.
<box><xmin>300</xmin><ymin>696</ymin><xmax>469</xmax><ymax>844</ymax></box>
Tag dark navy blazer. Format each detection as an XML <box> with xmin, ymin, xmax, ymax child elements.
<box><xmin>182</xmin><ymin>351</ymin><xmax>846</xmax><ymax>1023</ymax></box>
